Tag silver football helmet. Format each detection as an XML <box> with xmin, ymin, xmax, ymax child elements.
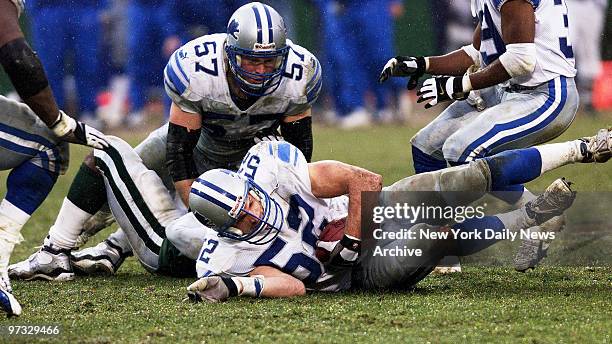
<box><xmin>189</xmin><ymin>169</ymin><xmax>284</xmax><ymax>245</ymax></box>
<box><xmin>225</xmin><ymin>2</ymin><xmax>289</xmax><ymax>96</ymax></box>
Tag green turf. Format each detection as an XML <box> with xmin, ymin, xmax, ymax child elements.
<box><xmin>1</xmin><ymin>116</ymin><xmax>611</xmax><ymax>343</ymax></box>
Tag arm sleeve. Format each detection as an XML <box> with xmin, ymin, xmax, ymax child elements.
<box><xmin>166</xmin><ymin>122</ymin><xmax>201</xmax><ymax>183</ymax></box>
<box><xmin>280</xmin><ymin>116</ymin><xmax>313</xmax><ymax>162</ymax></box>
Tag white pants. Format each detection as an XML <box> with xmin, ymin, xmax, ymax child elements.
<box><xmin>412</xmin><ymin>77</ymin><xmax>578</xmax><ymax>163</ymax></box>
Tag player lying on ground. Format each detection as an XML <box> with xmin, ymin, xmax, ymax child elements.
<box><xmin>185</xmin><ymin>130</ymin><xmax>610</xmax><ymax>301</ymax></box>
<box><xmin>8</xmin><ymin>1</ymin><xmax>323</xmax><ymax>282</ymax></box>
<box><xmin>10</xmin><ymin>129</ymin><xmax>611</xmax><ymax>302</ymax></box>
<box><xmin>379</xmin><ymin>0</ymin><xmax>579</xmax><ymax>271</ymax></box>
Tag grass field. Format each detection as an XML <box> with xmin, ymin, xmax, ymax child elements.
<box><xmin>1</xmin><ymin>114</ymin><xmax>611</xmax><ymax>343</ymax></box>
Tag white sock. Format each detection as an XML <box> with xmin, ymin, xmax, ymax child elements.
<box><xmin>513</xmin><ymin>188</ymin><xmax>537</xmax><ymax>208</ymax></box>
<box><xmin>107</xmin><ymin>229</ymin><xmax>133</xmax><ymax>253</ymax></box>
<box><xmin>0</xmin><ymin>200</ymin><xmax>30</xmax><ymax>273</ymax></box>
<box><xmin>497</xmin><ymin>207</ymin><xmax>537</xmax><ymax>231</ymax></box>
<box><xmin>47</xmin><ymin>198</ymin><xmax>94</xmax><ymax>250</ymax></box>
<box><xmin>536</xmin><ymin>140</ymin><xmax>584</xmax><ymax>174</ymax></box>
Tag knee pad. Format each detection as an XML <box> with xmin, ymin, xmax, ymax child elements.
<box><xmin>6</xmin><ymin>161</ymin><xmax>57</xmax><ymax>215</ymax></box>
<box><xmin>412</xmin><ymin>146</ymin><xmax>447</xmax><ymax>174</ymax></box>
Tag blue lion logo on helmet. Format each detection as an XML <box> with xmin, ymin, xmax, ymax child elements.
<box><xmin>227</xmin><ymin>19</ymin><xmax>239</xmax><ymax>40</ymax></box>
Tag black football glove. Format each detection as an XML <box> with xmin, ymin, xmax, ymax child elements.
<box><xmin>327</xmin><ymin>234</ymin><xmax>361</xmax><ymax>268</ymax></box>
<box><xmin>417</xmin><ymin>76</ymin><xmax>470</xmax><ymax>109</ymax></box>
<box><xmin>378</xmin><ymin>56</ymin><xmax>427</xmax><ymax>90</ymax></box>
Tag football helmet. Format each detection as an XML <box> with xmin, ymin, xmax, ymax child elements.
<box><xmin>225</xmin><ymin>2</ymin><xmax>289</xmax><ymax>96</ymax></box>
<box><xmin>189</xmin><ymin>169</ymin><xmax>284</xmax><ymax>245</ymax></box>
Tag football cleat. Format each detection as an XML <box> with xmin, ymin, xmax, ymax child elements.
<box><xmin>580</xmin><ymin>128</ymin><xmax>612</xmax><ymax>163</ymax></box>
<box><xmin>513</xmin><ymin>238</ymin><xmax>550</xmax><ymax>273</ymax></box>
<box><xmin>525</xmin><ymin>178</ymin><xmax>576</xmax><ymax>225</ymax></box>
<box><xmin>71</xmin><ymin>240</ymin><xmax>132</xmax><ymax>276</ymax></box>
<box><xmin>514</xmin><ymin>215</ymin><xmax>565</xmax><ymax>272</ymax></box>
<box><xmin>0</xmin><ymin>274</ymin><xmax>21</xmax><ymax>317</ymax></box>
<box><xmin>8</xmin><ymin>245</ymin><xmax>74</xmax><ymax>281</ymax></box>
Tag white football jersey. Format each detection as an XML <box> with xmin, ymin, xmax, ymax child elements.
<box><xmin>10</xmin><ymin>0</ymin><xmax>24</xmax><ymax>18</ymax></box>
<box><xmin>177</xmin><ymin>141</ymin><xmax>349</xmax><ymax>290</ymax></box>
<box><xmin>472</xmin><ymin>0</ymin><xmax>577</xmax><ymax>86</ymax></box>
<box><xmin>164</xmin><ymin>33</ymin><xmax>321</xmax><ymax>138</ymax></box>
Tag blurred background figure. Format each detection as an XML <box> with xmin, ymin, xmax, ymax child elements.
<box><xmin>429</xmin><ymin>0</ymin><xmax>473</xmax><ymax>53</ymax></box>
<box><xmin>124</xmin><ymin>0</ymin><xmax>180</xmax><ymax>127</ymax></box>
<box><xmin>26</xmin><ymin>0</ymin><xmax>107</xmax><ymax>125</ymax></box>
<box><xmin>567</xmin><ymin>0</ymin><xmax>609</xmax><ymax>115</ymax></box>
<box><xmin>175</xmin><ymin>0</ymin><xmax>238</xmax><ymax>41</ymax></box>
<box><xmin>445</xmin><ymin>0</ymin><xmax>473</xmax><ymax>51</ymax></box>
<box><xmin>96</xmin><ymin>0</ymin><xmax>129</xmax><ymax>129</ymax></box>
<box><xmin>315</xmin><ymin>0</ymin><xmax>405</xmax><ymax>129</ymax></box>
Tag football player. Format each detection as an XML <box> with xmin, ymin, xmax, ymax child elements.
<box><xmin>0</xmin><ymin>0</ymin><xmax>108</xmax><ymax>316</ymax></box>
<box><xmin>379</xmin><ymin>0</ymin><xmax>578</xmax><ymax>271</ymax></box>
<box><xmin>9</xmin><ymin>3</ymin><xmax>322</xmax><ymax>281</ymax></box>
<box><xmin>10</xmin><ymin>125</ymin><xmax>608</xmax><ymax>299</ymax></box>
<box><xmin>186</xmin><ymin>129</ymin><xmax>611</xmax><ymax>301</ymax></box>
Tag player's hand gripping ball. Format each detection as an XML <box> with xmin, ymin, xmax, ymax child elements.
<box><xmin>316</xmin><ymin>218</ymin><xmax>346</xmax><ymax>263</ymax></box>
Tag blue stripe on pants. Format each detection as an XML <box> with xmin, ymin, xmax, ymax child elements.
<box><xmin>458</xmin><ymin>77</ymin><xmax>567</xmax><ymax>162</ymax></box>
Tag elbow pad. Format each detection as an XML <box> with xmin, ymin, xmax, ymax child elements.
<box><xmin>280</xmin><ymin>116</ymin><xmax>313</xmax><ymax>162</ymax></box>
<box><xmin>0</xmin><ymin>38</ymin><xmax>49</xmax><ymax>99</ymax></box>
<box><xmin>166</xmin><ymin>122</ymin><xmax>201</xmax><ymax>182</ymax></box>
<box><xmin>498</xmin><ymin>43</ymin><xmax>537</xmax><ymax>78</ymax></box>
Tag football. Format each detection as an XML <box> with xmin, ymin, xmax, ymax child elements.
<box><xmin>315</xmin><ymin>218</ymin><xmax>346</xmax><ymax>262</ymax></box>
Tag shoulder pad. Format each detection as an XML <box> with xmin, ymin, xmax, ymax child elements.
<box><xmin>164</xmin><ymin>34</ymin><xmax>226</xmax><ymax>103</ymax></box>
<box><xmin>164</xmin><ymin>47</ymin><xmax>192</xmax><ymax>97</ymax></box>
<box><xmin>282</xmin><ymin>41</ymin><xmax>323</xmax><ymax>110</ymax></box>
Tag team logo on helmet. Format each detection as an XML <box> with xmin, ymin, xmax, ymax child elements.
<box><xmin>228</xmin><ymin>19</ymin><xmax>240</xmax><ymax>40</ymax></box>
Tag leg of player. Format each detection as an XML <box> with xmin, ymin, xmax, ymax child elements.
<box><xmin>0</xmin><ymin>162</ymin><xmax>58</xmax><ymax>315</ymax></box>
<box><xmin>0</xmin><ymin>96</ymin><xmax>68</xmax><ymax>314</ymax></box>
<box><xmin>453</xmin><ymin>177</ymin><xmax>575</xmax><ymax>256</ymax></box>
<box><xmin>70</xmin><ymin>124</ymin><xmax>173</xmax><ymax>276</ymax></box>
<box><xmin>92</xmin><ymin>136</ymin><xmax>185</xmax><ymax>274</ymax></box>
<box><xmin>484</xmin><ymin>129</ymin><xmax>612</xmax><ymax>188</ymax></box>
<box><xmin>411</xmin><ymin>86</ymin><xmax>500</xmax><ymax>174</ymax></box>
<box><xmin>9</xmin><ymin>155</ymin><xmax>107</xmax><ymax>281</ymax></box>
<box><xmin>362</xmin><ymin>176</ymin><xmax>576</xmax><ymax>290</ymax></box>
<box><xmin>71</xmin><ymin>228</ymin><xmax>133</xmax><ymax>276</ymax></box>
